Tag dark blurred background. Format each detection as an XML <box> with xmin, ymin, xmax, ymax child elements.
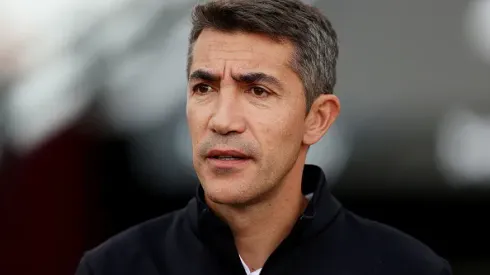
<box><xmin>1</xmin><ymin>0</ymin><xmax>489</xmax><ymax>274</ymax></box>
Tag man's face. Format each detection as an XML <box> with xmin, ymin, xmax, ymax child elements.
<box><xmin>186</xmin><ymin>29</ymin><xmax>308</xmax><ymax>206</ymax></box>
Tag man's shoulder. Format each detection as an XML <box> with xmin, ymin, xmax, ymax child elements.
<box><xmin>77</xmin><ymin>207</ymin><xmax>189</xmax><ymax>274</ymax></box>
<box><xmin>338</xmin><ymin>209</ymin><xmax>452</xmax><ymax>274</ymax></box>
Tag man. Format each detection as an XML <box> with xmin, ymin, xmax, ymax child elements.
<box><xmin>76</xmin><ymin>0</ymin><xmax>452</xmax><ymax>274</ymax></box>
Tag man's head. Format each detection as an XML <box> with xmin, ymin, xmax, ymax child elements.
<box><xmin>186</xmin><ymin>0</ymin><xmax>340</xmax><ymax>206</ymax></box>
<box><xmin>187</xmin><ymin>0</ymin><xmax>339</xmax><ymax>110</ymax></box>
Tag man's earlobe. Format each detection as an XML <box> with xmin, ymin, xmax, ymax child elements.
<box><xmin>303</xmin><ymin>94</ymin><xmax>340</xmax><ymax>145</ymax></box>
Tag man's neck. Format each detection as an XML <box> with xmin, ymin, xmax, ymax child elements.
<box><xmin>206</xmin><ymin>163</ymin><xmax>308</xmax><ymax>271</ymax></box>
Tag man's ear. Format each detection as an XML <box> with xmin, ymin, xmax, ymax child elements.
<box><xmin>303</xmin><ymin>94</ymin><xmax>340</xmax><ymax>146</ymax></box>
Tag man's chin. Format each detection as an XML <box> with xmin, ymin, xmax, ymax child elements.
<box><xmin>203</xmin><ymin>186</ymin><xmax>254</xmax><ymax>207</ymax></box>
<box><xmin>199</xmin><ymin>167</ymin><xmax>259</xmax><ymax>206</ymax></box>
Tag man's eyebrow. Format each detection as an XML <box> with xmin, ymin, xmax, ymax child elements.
<box><xmin>232</xmin><ymin>72</ymin><xmax>283</xmax><ymax>89</ymax></box>
<box><xmin>189</xmin><ymin>69</ymin><xmax>220</xmax><ymax>82</ymax></box>
<box><xmin>189</xmin><ymin>70</ymin><xmax>284</xmax><ymax>89</ymax></box>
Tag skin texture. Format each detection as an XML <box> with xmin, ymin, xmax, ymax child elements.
<box><xmin>186</xmin><ymin>28</ymin><xmax>340</xmax><ymax>271</ymax></box>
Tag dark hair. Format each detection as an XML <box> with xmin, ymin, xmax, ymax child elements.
<box><xmin>187</xmin><ymin>0</ymin><xmax>339</xmax><ymax>110</ymax></box>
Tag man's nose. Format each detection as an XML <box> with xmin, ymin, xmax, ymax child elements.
<box><xmin>208</xmin><ymin>90</ymin><xmax>246</xmax><ymax>135</ymax></box>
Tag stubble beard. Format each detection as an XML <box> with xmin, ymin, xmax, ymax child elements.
<box><xmin>208</xmin><ymin>151</ymin><xmax>300</xmax><ymax>209</ymax></box>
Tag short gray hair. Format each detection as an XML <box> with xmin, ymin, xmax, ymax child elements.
<box><xmin>187</xmin><ymin>0</ymin><xmax>339</xmax><ymax>110</ymax></box>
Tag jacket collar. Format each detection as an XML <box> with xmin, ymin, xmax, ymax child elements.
<box><xmin>187</xmin><ymin>164</ymin><xmax>342</xmax><ymax>242</ymax></box>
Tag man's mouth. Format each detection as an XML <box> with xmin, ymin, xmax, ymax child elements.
<box><xmin>206</xmin><ymin>149</ymin><xmax>251</xmax><ymax>160</ymax></box>
<box><xmin>205</xmin><ymin>149</ymin><xmax>252</xmax><ymax>169</ymax></box>
<box><xmin>210</xmin><ymin>156</ymin><xmax>246</xmax><ymax>160</ymax></box>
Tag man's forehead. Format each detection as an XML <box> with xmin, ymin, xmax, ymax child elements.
<box><xmin>193</xmin><ymin>44</ymin><xmax>289</xmax><ymax>64</ymax></box>
<box><xmin>205</xmin><ymin>40</ymin><xmax>254</xmax><ymax>52</ymax></box>
<box><xmin>191</xmin><ymin>30</ymin><xmax>293</xmax><ymax>69</ymax></box>
<box><xmin>190</xmin><ymin>58</ymin><xmax>289</xmax><ymax>79</ymax></box>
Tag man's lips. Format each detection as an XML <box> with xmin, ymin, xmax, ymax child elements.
<box><xmin>206</xmin><ymin>149</ymin><xmax>251</xmax><ymax>160</ymax></box>
<box><xmin>206</xmin><ymin>149</ymin><xmax>252</xmax><ymax>170</ymax></box>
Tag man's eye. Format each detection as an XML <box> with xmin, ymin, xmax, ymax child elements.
<box><xmin>248</xmin><ymin>86</ymin><xmax>269</xmax><ymax>97</ymax></box>
<box><xmin>193</xmin><ymin>84</ymin><xmax>214</xmax><ymax>94</ymax></box>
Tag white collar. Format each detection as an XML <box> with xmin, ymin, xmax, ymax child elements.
<box><xmin>239</xmin><ymin>255</ymin><xmax>263</xmax><ymax>275</ymax></box>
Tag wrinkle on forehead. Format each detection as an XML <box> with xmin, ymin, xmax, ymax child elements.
<box><xmin>192</xmin><ymin>49</ymin><xmax>291</xmax><ymax>74</ymax></box>
<box><xmin>194</xmin><ymin>47</ymin><xmax>289</xmax><ymax>67</ymax></box>
<box><xmin>189</xmin><ymin>30</ymin><xmax>301</xmax><ymax>89</ymax></box>
<box><xmin>206</xmin><ymin>40</ymin><xmax>254</xmax><ymax>52</ymax></box>
<box><xmin>191</xmin><ymin>31</ymin><xmax>293</xmax><ymax>68</ymax></box>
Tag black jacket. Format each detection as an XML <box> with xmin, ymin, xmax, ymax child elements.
<box><xmin>76</xmin><ymin>165</ymin><xmax>452</xmax><ymax>275</ymax></box>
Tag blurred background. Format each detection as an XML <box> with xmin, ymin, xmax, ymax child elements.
<box><xmin>1</xmin><ymin>0</ymin><xmax>489</xmax><ymax>274</ymax></box>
